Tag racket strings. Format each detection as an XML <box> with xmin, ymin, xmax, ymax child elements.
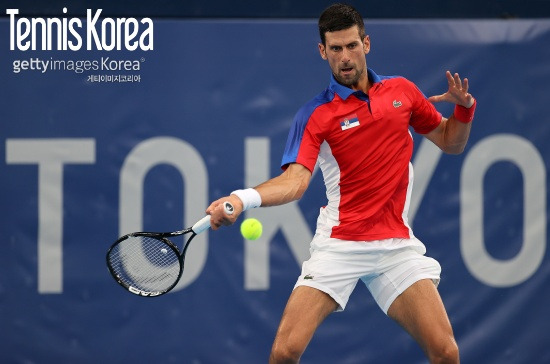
<box><xmin>108</xmin><ymin>236</ymin><xmax>181</xmax><ymax>293</ymax></box>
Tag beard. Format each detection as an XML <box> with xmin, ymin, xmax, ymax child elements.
<box><xmin>334</xmin><ymin>65</ymin><xmax>363</xmax><ymax>87</ymax></box>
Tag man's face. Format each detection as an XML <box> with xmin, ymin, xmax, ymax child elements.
<box><xmin>319</xmin><ymin>25</ymin><xmax>370</xmax><ymax>89</ymax></box>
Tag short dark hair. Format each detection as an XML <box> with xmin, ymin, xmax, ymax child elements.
<box><xmin>318</xmin><ymin>3</ymin><xmax>365</xmax><ymax>45</ymax></box>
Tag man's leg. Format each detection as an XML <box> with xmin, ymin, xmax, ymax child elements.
<box><xmin>269</xmin><ymin>286</ymin><xmax>339</xmax><ymax>364</ymax></box>
<box><xmin>387</xmin><ymin>279</ymin><xmax>459</xmax><ymax>364</ymax></box>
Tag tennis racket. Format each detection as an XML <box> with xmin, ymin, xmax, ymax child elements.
<box><xmin>106</xmin><ymin>201</ymin><xmax>234</xmax><ymax>297</ymax></box>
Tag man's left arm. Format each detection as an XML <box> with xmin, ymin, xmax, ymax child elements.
<box><xmin>424</xmin><ymin>70</ymin><xmax>476</xmax><ymax>154</ymax></box>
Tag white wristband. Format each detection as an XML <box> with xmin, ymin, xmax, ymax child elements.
<box><xmin>231</xmin><ymin>188</ymin><xmax>262</xmax><ymax>211</ymax></box>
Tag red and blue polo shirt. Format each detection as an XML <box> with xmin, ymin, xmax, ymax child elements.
<box><xmin>281</xmin><ymin>68</ymin><xmax>442</xmax><ymax>241</ymax></box>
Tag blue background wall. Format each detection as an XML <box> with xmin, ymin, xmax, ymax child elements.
<box><xmin>1</xmin><ymin>6</ymin><xmax>550</xmax><ymax>364</ymax></box>
<box><xmin>2</xmin><ymin>0</ymin><xmax>550</xmax><ymax>18</ymax></box>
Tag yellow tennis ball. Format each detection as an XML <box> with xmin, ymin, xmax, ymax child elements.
<box><xmin>240</xmin><ymin>218</ymin><xmax>263</xmax><ymax>240</ymax></box>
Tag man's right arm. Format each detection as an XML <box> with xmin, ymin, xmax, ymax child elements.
<box><xmin>255</xmin><ymin>163</ymin><xmax>312</xmax><ymax>206</ymax></box>
<box><xmin>207</xmin><ymin>163</ymin><xmax>312</xmax><ymax>229</ymax></box>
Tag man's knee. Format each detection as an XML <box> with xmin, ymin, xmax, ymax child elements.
<box><xmin>428</xmin><ymin>337</ymin><xmax>459</xmax><ymax>364</ymax></box>
<box><xmin>269</xmin><ymin>341</ymin><xmax>303</xmax><ymax>364</ymax></box>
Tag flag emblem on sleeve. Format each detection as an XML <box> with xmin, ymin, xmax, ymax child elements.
<box><xmin>340</xmin><ymin>116</ymin><xmax>360</xmax><ymax>130</ymax></box>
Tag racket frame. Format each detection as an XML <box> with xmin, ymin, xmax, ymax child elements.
<box><xmin>106</xmin><ymin>230</ymin><xmax>192</xmax><ymax>297</ymax></box>
<box><xmin>106</xmin><ymin>202</ymin><xmax>233</xmax><ymax>297</ymax></box>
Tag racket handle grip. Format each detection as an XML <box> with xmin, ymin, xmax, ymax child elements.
<box><xmin>192</xmin><ymin>201</ymin><xmax>234</xmax><ymax>234</ymax></box>
<box><xmin>192</xmin><ymin>215</ymin><xmax>212</xmax><ymax>234</ymax></box>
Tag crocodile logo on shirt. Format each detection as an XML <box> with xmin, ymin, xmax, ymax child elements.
<box><xmin>393</xmin><ymin>100</ymin><xmax>403</xmax><ymax>108</ymax></box>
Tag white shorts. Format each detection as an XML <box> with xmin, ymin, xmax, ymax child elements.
<box><xmin>294</xmin><ymin>234</ymin><xmax>441</xmax><ymax>314</ymax></box>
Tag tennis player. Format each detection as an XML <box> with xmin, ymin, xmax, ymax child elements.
<box><xmin>207</xmin><ymin>3</ymin><xmax>475</xmax><ymax>363</ymax></box>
